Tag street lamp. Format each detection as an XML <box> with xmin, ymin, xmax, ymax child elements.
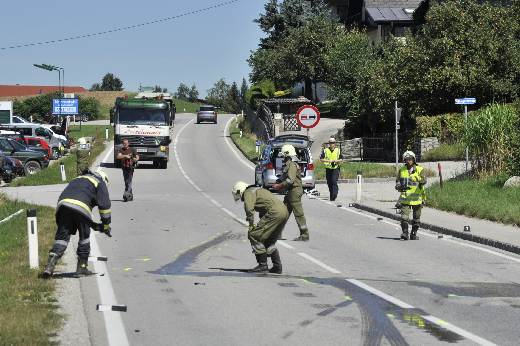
<box><xmin>33</xmin><ymin>63</ymin><xmax>64</xmax><ymax>96</ymax></box>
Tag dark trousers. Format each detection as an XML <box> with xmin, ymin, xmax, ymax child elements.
<box><xmin>123</xmin><ymin>167</ymin><xmax>134</xmax><ymax>195</ymax></box>
<box><xmin>326</xmin><ymin>168</ymin><xmax>340</xmax><ymax>201</ymax></box>
<box><xmin>50</xmin><ymin>207</ymin><xmax>91</xmax><ymax>260</ymax></box>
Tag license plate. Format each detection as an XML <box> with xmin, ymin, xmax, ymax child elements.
<box><xmin>136</xmin><ymin>148</ymin><xmax>147</xmax><ymax>153</ymax></box>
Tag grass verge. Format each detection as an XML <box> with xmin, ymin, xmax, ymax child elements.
<box><xmin>175</xmin><ymin>98</ymin><xmax>203</xmax><ymax>114</ymax></box>
<box><xmin>422</xmin><ymin>143</ymin><xmax>465</xmax><ymax>161</ymax></box>
<box><xmin>229</xmin><ymin>118</ymin><xmax>435</xmax><ymax>179</ymax></box>
<box><xmin>11</xmin><ymin>125</ymin><xmax>113</xmax><ymax>187</ymax></box>
<box><xmin>426</xmin><ymin>175</ymin><xmax>520</xmax><ymax>225</ymax></box>
<box><xmin>0</xmin><ymin>195</ymin><xmax>61</xmax><ymax>345</ymax></box>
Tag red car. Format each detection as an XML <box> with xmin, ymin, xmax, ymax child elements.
<box><xmin>15</xmin><ymin>137</ymin><xmax>52</xmax><ymax>158</ymax></box>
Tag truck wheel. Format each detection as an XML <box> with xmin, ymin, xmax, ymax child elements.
<box><xmin>24</xmin><ymin>161</ymin><xmax>41</xmax><ymax>175</ymax></box>
<box><xmin>160</xmin><ymin>160</ymin><xmax>168</xmax><ymax>169</ymax></box>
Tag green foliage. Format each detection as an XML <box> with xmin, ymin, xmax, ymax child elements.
<box><xmin>100</xmin><ymin>73</ymin><xmax>123</xmax><ymax>91</ymax></box>
<box><xmin>188</xmin><ymin>84</ymin><xmax>199</xmax><ymax>102</ymax></box>
<box><xmin>206</xmin><ymin>79</ymin><xmax>243</xmax><ymax>113</ymax></box>
<box><xmin>427</xmin><ymin>175</ymin><xmax>520</xmax><ymax>225</ymax></box>
<box><xmin>175</xmin><ymin>83</ymin><xmax>190</xmax><ymax>100</ymax></box>
<box><xmin>246</xmin><ymin>80</ymin><xmax>276</xmax><ymax>108</ymax></box>
<box><xmin>13</xmin><ymin>92</ymin><xmax>101</xmax><ymax>122</ymax></box>
<box><xmin>464</xmin><ymin>104</ymin><xmax>520</xmax><ymax>176</ymax></box>
<box><xmin>421</xmin><ymin>142</ymin><xmax>465</xmax><ymax>161</ymax></box>
<box><xmin>415</xmin><ymin>116</ymin><xmax>442</xmax><ymax>138</ymax></box>
<box><xmin>415</xmin><ymin>113</ymin><xmax>464</xmax><ymax>142</ymax></box>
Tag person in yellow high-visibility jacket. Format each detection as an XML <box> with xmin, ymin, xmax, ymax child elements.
<box><xmin>320</xmin><ymin>137</ymin><xmax>343</xmax><ymax>201</ymax></box>
<box><xmin>395</xmin><ymin>151</ymin><xmax>427</xmax><ymax>240</ymax></box>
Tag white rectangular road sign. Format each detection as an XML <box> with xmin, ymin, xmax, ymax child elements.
<box><xmin>455</xmin><ymin>98</ymin><xmax>476</xmax><ymax>105</ymax></box>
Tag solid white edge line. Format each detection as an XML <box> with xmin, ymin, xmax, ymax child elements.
<box><xmin>224</xmin><ymin>116</ymin><xmax>255</xmax><ymax>170</ymax></box>
<box><xmin>278</xmin><ymin>241</ymin><xmax>294</xmax><ymax>250</ymax></box>
<box><xmin>422</xmin><ymin>315</ymin><xmax>497</xmax><ymax>346</ymax></box>
<box><xmin>297</xmin><ymin>252</ymin><xmax>341</xmax><ymax>274</ymax></box>
<box><xmin>346</xmin><ymin>278</ymin><xmax>414</xmax><ymax>309</ymax></box>
<box><xmin>0</xmin><ymin>209</ymin><xmax>24</xmax><ymax>225</ymax></box>
<box><xmin>100</xmin><ymin>146</ymin><xmax>114</xmax><ymax>168</ymax></box>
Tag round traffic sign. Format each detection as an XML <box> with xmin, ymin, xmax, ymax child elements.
<box><xmin>296</xmin><ymin>105</ymin><xmax>320</xmax><ymax>129</ymax></box>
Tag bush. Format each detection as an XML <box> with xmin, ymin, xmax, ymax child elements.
<box><xmin>422</xmin><ymin>143</ymin><xmax>465</xmax><ymax>161</ymax></box>
<box><xmin>415</xmin><ymin>113</ymin><xmax>465</xmax><ymax>143</ymax></box>
<box><xmin>465</xmin><ymin>104</ymin><xmax>520</xmax><ymax>176</ymax></box>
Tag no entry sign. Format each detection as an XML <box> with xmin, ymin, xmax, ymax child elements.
<box><xmin>296</xmin><ymin>105</ymin><xmax>320</xmax><ymax>129</ymax></box>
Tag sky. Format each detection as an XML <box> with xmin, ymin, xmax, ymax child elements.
<box><xmin>0</xmin><ymin>0</ymin><xmax>266</xmax><ymax>96</ymax></box>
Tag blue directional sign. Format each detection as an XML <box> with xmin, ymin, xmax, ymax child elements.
<box><xmin>52</xmin><ymin>99</ymin><xmax>79</xmax><ymax>115</ymax></box>
<box><xmin>455</xmin><ymin>98</ymin><xmax>476</xmax><ymax>105</ymax></box>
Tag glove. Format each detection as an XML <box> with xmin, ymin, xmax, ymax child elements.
<box><xmin>248</xmin><ymin>225</ymin><xmax>256</xmax><ymax>232</ymax></box>
<box><xmin>99</xmin><ymin>223</ymin><xmax>112</xmax><ymax>237</ymax></box>
<box><xmin>395</xmin><ymin>183</ymin><xmax>401</xmax><ymax>191</ymax></box>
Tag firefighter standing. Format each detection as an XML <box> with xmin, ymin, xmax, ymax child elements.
<box><xmin>273</xmin><ymin>144</ymin><xmax>310</xmax><ymax>241</ymax></box>
<box><xmin>233</xmin><ymin>181</ymin><xmax>289</xmax><ymax>273</ymax></box>
<box><xmin>396</xmin><ymin>151</ymin><xmax>427</xmax><ymax>240</ymax></box>
<box><xmin>320</xmin><ymin>137</ymin><xmax>343</xmax><ymax>201</ymax></box>
<box><xmin>42</xmin><ymin>169</ymin><xmax>112</xmax><ymax>278</ymax></box>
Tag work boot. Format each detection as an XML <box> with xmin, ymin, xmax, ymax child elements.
<box><xmin>293</xmin><ymin>234</ymin><xmax>309</xmax><ymax>241</ymax></box>
<box><xmin>269</xmin><ymin>249</ymin><xmax>282</xmax><ymax>274</ymax></box>
<box><xmin>410</xmin><ymin>226</ymin><xmax>419</xmax><ymax>240</ymax></box>
<box><xmin>75</xmin><ymin>258</ymin><xmax>94</xmax><ymax>277</ymax></box>
<box><xmin>248</xmin><ymin>253</ymin><xmax>268</xmax><ymax>273</ymax></box>
<box><xmin>42</xmin><ymin>253</ymin><xmax>59</xmax><ymax>278</ymax></box>
<box><xmin>127</xmin><ymin>194</ymin><xmax>133</xmax><ymax>202</ymax></box>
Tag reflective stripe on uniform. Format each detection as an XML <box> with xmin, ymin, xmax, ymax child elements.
<box><xmin>99</xmin><ymin>209</ymin><xmax>111</xmax><ymax>215</ymax></box>
<box><xmin>58</xmin><ymin>199</ymin><xmax>92</xmax><ymax>217</ymax></box>
<box><xmin>285</xmin><ymin>178</ymin><xmax>293</xmax><ymax>185</ymax></box>
<box><xmin>79</xmin><ymin>238</ymin><xmax>90</xmax><ymax>245</ymax></box>
<box><xmin>55</xmin><ymin>240</ymin><xmax>69</xmax><ymax>246</ymax></box>
<box><xmin>76</xmin><ymin>175</ymin><xmax>99</xmax><ymax>188</ymax></box>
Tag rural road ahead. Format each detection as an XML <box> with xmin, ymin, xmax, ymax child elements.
<box><xmin>71</xmin><ymin>114</ymin><xmax>519</xmax><ymax>345</ymax></box>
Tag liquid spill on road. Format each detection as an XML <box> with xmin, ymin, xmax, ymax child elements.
<box><xmin>409</xmin><ymin>281</ymin><xmax>520</xmax><ymax>298</ymax></box>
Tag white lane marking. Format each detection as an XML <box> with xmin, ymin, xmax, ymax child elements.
<box><xmin>278</xmin><ymin>241</ymin><xmax>294</xmax><ymax>250</ymax></box>
<box><xmin>347</xmin><ymin>279</ymin><xmax>414</xmax><ymax>309</ymax></box>
<box><xmin>92</xmin><ymin>146</ymin><xmax>129</xmax><ymax>346</ymax></box>
<box><xmin>0</xmin><ymin>209</ymin><xmax>24</xmax><ymax>225</ymax></box>
<box><xmin>224</xmin><ymin>116</ymin><xmax>255</xmax><ymax>170</ymax></box>
<box><xmin>90</xmin><ymin>234</ymin><xmax>129</xmax><ymax>346</ymax></box>
<box><xmin>188</xmin><ymin>114</ymin><xmax>499</xmax><ymax>345</ymax></box>
<box><xmin>422</xmin><ymin>316</ymin><xmax>497</xmax><ymax>346</ymax></box>
<box><xmin>100</xmin><ymin>146</ymin><xmax>114</xmax><ymax>167</ymax></box>
<box><xmin>297</xmin><ymin>252</ymin><xmax>342</xmax><ymax>274</ymax></box>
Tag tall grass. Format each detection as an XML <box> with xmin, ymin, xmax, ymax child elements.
<box><xmin>465</xmin><ymin>104</ymin><xmax>520</xmax><ymax>176</ymax></box>
<box><xmin>422</xmin><ymin>142</ymin><xmax>465</xmax><ymax>162</ymax></box>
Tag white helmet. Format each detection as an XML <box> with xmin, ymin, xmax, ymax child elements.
<box><xmin>280</xmin><ymin>144</ymin><xmax>297</xmax><ymax>158</ymax></box>
<box><xmin>96</xmin><ymin>168</ymin><xmax>109</xmax><ymax>185</ymax></box>
<box><xmin>232</xmin><ymin>181</ymin><xmax>249</xmax><ymax>201</ymax></box>
<box><xmin>402</xmin><ymin>150</ymin><xmax>416</xmax><ymax>161</ymax></box>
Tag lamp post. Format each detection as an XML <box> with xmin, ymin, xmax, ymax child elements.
<box><xmin>34</xmin><ymin>63</ymin><xmax>64</xmax><ymax>122</ymax></box>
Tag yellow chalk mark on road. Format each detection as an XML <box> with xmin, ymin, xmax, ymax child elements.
<box><xmin>344</xmin><ymin>295</ymin><xmax>352</xmax><ymax>301</ymax></box>
<box><xmin>124</xmin><ymin>267</ymin><xmax>132</xmax><ymax>271</ymax></box>
<box><xmin>137</xmin><ymin>257</ymin><xmax>151</xmax><ymax>262</ymax></box>
<box><xmin>387</xmin><ymin>313</ymin><xmax>395</xmax><ymax>318</ymax></box>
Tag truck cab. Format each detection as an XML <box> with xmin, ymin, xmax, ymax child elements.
<box><xmin>113</xmin><ymin>97</ymin><xmax>173</xmax><ymax>169</ymax></box>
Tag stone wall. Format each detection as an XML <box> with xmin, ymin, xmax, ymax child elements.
<box><xmin>415</xmin><ymin>137</ymin><xmax>439</xmax><ymax>160</ymax></box>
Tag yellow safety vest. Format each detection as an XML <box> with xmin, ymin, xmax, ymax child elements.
<box><xmin>398</xmin><ymin>165</ymin><xmax>425</xmax><ymax>206</ymax></box>
<box><xmin>323</xmin><ymin>148</ymin><xmax>341</xmax><ymax>169</ymax></box>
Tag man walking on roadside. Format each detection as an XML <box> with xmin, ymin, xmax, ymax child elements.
<box><xmin>320</xmin><ymin>137</ymin><xmax>343</xmax><ymax>201</ymax></box>
<box><xmin>232</xmin><ymin>181</ymin><xmax>289</xmax><ymax>273</ymax></box>
<box><xmin>116</xmin><ymin>138</ymin><xmax>139</xmax><ymax>202</ymax></box>
<box><xmin>273</xmin><ymin>144</ymin><xmax>310</xmax><ymax>241</ymax></box>
<box><xmin>396</xmin><ymin>151</ymin><xmax>427</xmax><ymax>240</ymax></box>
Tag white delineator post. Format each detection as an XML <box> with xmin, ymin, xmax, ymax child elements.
<box><xmin>27</xmin><ymin>209</ymin><xmax>39</xmax><ymax>269</ymax></box>
<box><xmin>356</xmin><ymin>171</ymin><xmax>362</xmax><ymax>202</ymax></box>
<box><xmin>60</xmin><ymin>163</ymin><xmax>66</xmax><ymax>181</ymax></box>
<box><xmin>105</xmin><ymin>127</ymin><xmax>109</xmax><ymax>141</ymax></box>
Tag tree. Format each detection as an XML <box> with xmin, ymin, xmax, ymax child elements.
<box><xmin>226</xmin><ymin>82</ymin><xmax>241</xmax><ymax>114</ymax></box>
<box><xmin>207</xmin><ymin>79</ymin><xmax>231</xmax><ymax>110</ymax></box>
<box><xmin>188</xmin><ymin>84</ymin><xmax>199</xmax><ymax>102</ymax></box>
<box><xmin>100</xmin><ymin>73</ymin><xmax>123</xmax><ymax>91</ymax></box>
<box><xmin>240</xmin><ymin>78</ymin><xmax>249</xmax><ymax>110</ymax></box>
<box><xmin>90</xmin><ymin>83</ymin><xmax>101</xmax><ymax>91</ymax></box>
<box><xmin>176</xmin><ymin>83</ymin><xmax>190</xmax><ymax>100</ymax></box>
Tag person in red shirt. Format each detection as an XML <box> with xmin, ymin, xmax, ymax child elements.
<box><xmin>116</xmin><ymin>139</ymin><xmax>139</xmax><ymax>201</ymax></box>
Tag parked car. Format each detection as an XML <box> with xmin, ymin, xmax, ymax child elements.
<box><xmin>196</xmin><ymin>105</ymin><xmax>217</xmax><ymax>124</ymax></box>
<box><xmin>255</xmin><ymin>134</ymin><xmax>315</xmax><ymax>190</ymax></box>
<box><xmin>14</xmin><ymin>137</ymin><xmax>53</xmax><ymax>158</ymax></box>
<box><xmin>12</xmin><ymin>115</ymin><xmax>31</xmax><ymax>124</ymax></box>
<box><xmin>0</xmin><ymin>137</ymin><xmax>49</xmax><ymax>175</ymax></box>
<box><xmin>1</xmin><ymin>124</ymin><xmax>65</xmax><ymax>158</ymax></box>
<box><xmin>0</xmin><ymin>151</ymin><xmax>16</xmax><ymax>183</ymax></box>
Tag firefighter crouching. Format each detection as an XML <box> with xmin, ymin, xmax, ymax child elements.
<box><xmin>42</xmin><ymin>169</ymin><xmax>112</xmax><ymax>278</ymax></box>
<box><xmin>233</xmin><ymin>181</ymin><xmax>289</xmax><ymax>273</ymax></box>
<box><xmin>396</xmin><ymin>151</ymin><xmax>427</xmax><ymax>241</ymax></box>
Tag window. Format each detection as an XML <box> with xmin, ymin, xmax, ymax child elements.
<box><xmin>0</xmin><ymin>139</ymin><xmax>13</xmax><ymax>152</ymax></box>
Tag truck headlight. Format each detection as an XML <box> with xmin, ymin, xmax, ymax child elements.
<box><xmin>160</xmin><ymin>146</ymin><xmax>167</xmax><ymax>152</ymax></box>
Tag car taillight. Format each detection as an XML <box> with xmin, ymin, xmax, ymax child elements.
<box><xmin>307</xmin><ymin>163</ymin><xmax>314</xmax><ymax>170</ymax></box>
<box><xmin>267</xmin><ymin>162</ymin><xmax>274</xmax><ymax>170</ymax></box>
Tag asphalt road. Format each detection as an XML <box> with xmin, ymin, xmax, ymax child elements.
<box><xmin>80</xmin><ymin>114</ymin><xmax>520</xmax><ymax>346</ymax></box>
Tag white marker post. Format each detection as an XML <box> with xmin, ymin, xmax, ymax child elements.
<box><xmin>105</xmin><ymin>127</ymin><xmax>109</xmax><ymax>141</ymax></box>
<box><xmin>27</xmin><ymin>209</ymin><xmax>39</xmax><ymax>269</ymax></box>
<box><xmin>356</xmin><ymin>171</ymin><xmax>362</xmax><ymax>203</ymax></box>
<box><xmin>60</xmin><ymin>163</ymin><xmax>66</xmax><ymax>181</ymax></box>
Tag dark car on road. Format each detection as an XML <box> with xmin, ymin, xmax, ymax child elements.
<box><xmin>196</xmin><ymin>105</ymin><xmax>218</xmax><ymax>124</ymax></box>
<box><xmin>0</xmin><ymin>137</ymin><xmax>49</xmax><ymax>175</ymax></box>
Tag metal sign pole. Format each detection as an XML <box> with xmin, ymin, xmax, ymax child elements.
<box><xmin>464</xmin><ymin>104</ymin><xmax>469</xmax><ymax>172</ymax></box>
<box><xmin>395</xmin><ymin>101</ymin><xmax>399</xmax><ymax>172</ymax></box>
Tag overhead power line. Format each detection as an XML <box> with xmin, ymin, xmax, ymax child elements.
<box><xmin>0</xmin><ymin>0</ymin><xmax>242</xmax><ymax>51</ymax></box>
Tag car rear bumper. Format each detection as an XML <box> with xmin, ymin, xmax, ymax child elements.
<box><xmin>197</xmin><ymin>114</ymin><xmax>217</xmax><ymax>122</ymax></box>
<box><xmin>263</xmin><ymin>171</ymin><xmax>315</xmax><ymax>189</ymax></box>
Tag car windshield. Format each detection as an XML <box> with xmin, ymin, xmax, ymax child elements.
<box><xmin>10</xmin><ymin>139</ymin><xmax>28</xmax><ymax>151</ymax></box>
<box><xmin>118</xmin><ymin>108</ymin><xmax>168</xmax><ymax>125</ymax></box>
<box><xmin>199</xmin><ymin>106</ymin><xmax>215</xmax><ymax>112</ymax></box>
<box><xmin>35</xmin><ymin>127</ymin><xmax>52</xmax><ymax>137</ymax></box>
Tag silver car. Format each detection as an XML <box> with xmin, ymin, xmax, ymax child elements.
<box><xmin>255</xmin><ymin>134</ymin><xmax>315</xmax><ymax>190</ymax></box>
<box><xmin>196</xmin><ymin>105</ymin><xmax>217</xmax><ymax>124</ymax></box>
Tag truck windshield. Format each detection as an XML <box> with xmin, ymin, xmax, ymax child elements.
<box><xmin>118</xmin><ymin>108</ymin><xmax>168</xmax><ymax>125</ymax></box>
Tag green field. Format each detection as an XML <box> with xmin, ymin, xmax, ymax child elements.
<box><xmin>11</xmin><ymin>125</ymin><xmax>113</xmax><ymax>187</ymax></box>
<box><xmin>426</xmin><ymin>175</ymin><xmax>520</xmax><ymax>225</ymax></box>
<box><xmin>0</xmin><ymin>195</ymin><xmax>61</xmax><ymax>345</ymax></box>
<box><xmin>174</xmin><ymin>98</ymin><xmax>203</xmax><ymax>114</ymax></box>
